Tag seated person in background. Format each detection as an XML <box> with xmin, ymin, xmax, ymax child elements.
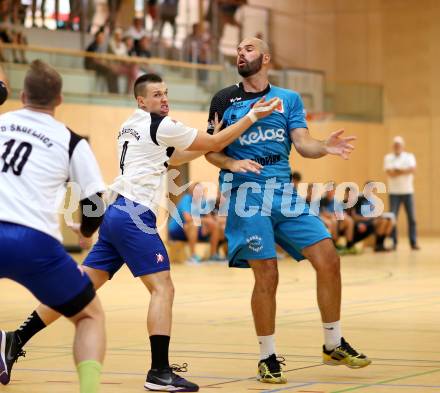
<box><xmin>320</xmin><ymin>182</ymin><xmax>356</xmax><ymax>254</ymax></box>
<box><xmin>168</xmin><ymin>183</ymin><xmax>223</xmax><ymax>263</ymax></box>
<box><xmin>306</xmin><ymin>183</ymin><xmax>337</xmax><ymax>241</ymax></box>
<box><xmin>108</xmin><ymin>27</ymin><xmax>128</xmax><ymax>56</ymax></box>
<box><xmin>126</xmin><ymin>16</ymin><xmax>147</xmax><ymax>53</ymax></box>
<box><xmin>136</xmin><ymin>35</ymin><xmax>152</xmax><ymax>58</ymax></box>
<box><xmin>108</xmin><ymin>28</ymin><xmax>138</xmax><ymax>94</ymax></box>
<box><xmin>345</xmin><ymin>183</ymin><xmax>394</xmax><ymax>252</ymax></box>
<box><xmin>85</xmin><ymin>29</ymin><xmax>119</xmax><ymax>93</ymax></box>
<box><xmin>123</xmin><ymin>35</ymin><xmax>137</xmax><ymax>56</ymax></box>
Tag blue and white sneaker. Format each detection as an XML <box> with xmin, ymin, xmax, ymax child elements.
<box><xmin>186</xmin><ymin>255</ymin><xmax>202</xmax><ymax>264</ymax></box>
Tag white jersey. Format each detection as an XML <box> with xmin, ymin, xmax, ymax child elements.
<box><xmin>0</xmin><ymin>108</ymin><xmax>105</xmax><ymax>241</ymax></box>
<box><xmin>384</xmin><ymin>151</ymin><xmax>416</xmax><ymax>194</ymax></box>
<box><xmin>110</xmin><ymin>109</ymin><xmax>198</xmax><ymax>213</ymax></box>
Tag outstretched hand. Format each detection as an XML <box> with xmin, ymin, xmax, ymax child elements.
<box><xmin>249</xmin><ymin>96</ymin><xmax>280</xmax><ymax>120</ymax></box>
<box><xmin>324</xmin><ymin>129</ymin><xmax>356</xmax><ymax>159</ymax></box>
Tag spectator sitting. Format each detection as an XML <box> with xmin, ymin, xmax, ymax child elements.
<box><xmin>168</xmin><ymin>183</ymin><xmax>223</xmax><ymax>264</ymax></box>
<box><xmin>123</xmin><ymin>35</ymin><xmax>137</xmax><ymax>56</ymax></box>
<box><xmin>182</xmin><ymin>23</ymin><xmax>211</xmax><ymax>83</ymax></box>
<box><xmin>85</xmin><ymin>29</ymin><xmax>119</xmax><ymax>93</ymax></box>
<box><xmin>126</xmin><ymin>16</ymin><xmax>147</xmax><ymax>53</ymax></box>
<box><xmin>136</xmin><ymin>34</ymin><xmax>152</xmax><ymax>57</ymax></box>
<box><xmin>345</xmin><ymin>184</ymin><xmax>395</xmax><ymax>252</ymax></box>
<box><xmin>108</xmin><ymin>28</ymin><xmax>138</xmax><ymax>94</ymax></box>
<box><xmin>108</xmin><ymin>27</ymin><xmax>127</xmax><ymax>56</ymax></box>
<box><xmin>320</xmin><ymin>182</ymin><xmax>356</xmax><ymax>254</ymax></box>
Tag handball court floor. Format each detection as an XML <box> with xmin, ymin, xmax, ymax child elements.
<box><xmin>1</xmin><ymin>238</ymin><xmax>439</xmax><ymax>393</ymax></box>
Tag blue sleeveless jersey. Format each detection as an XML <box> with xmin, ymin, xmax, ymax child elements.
<box><xmin>207</xmin><ymin>83</ymin><xmax>307</xmax><ymax>189</ymax></box>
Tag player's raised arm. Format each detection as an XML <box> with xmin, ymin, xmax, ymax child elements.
<box><xmin>291</xmin><ymin>128</ymin><xmax>356</xmax><ymax>160</ymax></box>
<box><xmin>187</xmin><ymin>97</ymin><xmax>280</xmax><ymax>152</ymax></box>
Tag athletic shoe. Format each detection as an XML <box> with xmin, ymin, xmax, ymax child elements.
<box><xmin>208</xmin><ymin>254</ymin><xmax>226</xmax><ymax>262</ymax></box>
<box><xmin>144</xmin><ymin>363</ymin><xmax>199</xmax><ymax>392</ymax></box>
<box><xmin>374</xmin><ymin>245</ymin><xmax>391</xmax><ymax>252</ymax></box>
<box><xmin>0</xmin><ymin>331</ymin><xmax>26</xmax><ymax>385</ymax></box>
<box><xmin>346</xmin><ymin>246</ymin><xmax>359</xmax><ymax>255</ymax></box>
<box><xmin>323</xmin><ymin>337</ymin><xmax>371</xmax><ymax>369</ymax></box>
<box><xmin>186</xmin><ymin>255</ymin><xmax>202</xmax><ymax>264</ymax></box>
<box><xmin>257</xmin><ymin>354</ymin><xmax>287</xmax><ymax>384</ymax></box>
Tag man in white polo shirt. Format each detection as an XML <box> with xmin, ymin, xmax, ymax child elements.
<box><xmin>384</xmin><ymin>136</ymin><xmax>419</xmax><ymax>250</ymax></box>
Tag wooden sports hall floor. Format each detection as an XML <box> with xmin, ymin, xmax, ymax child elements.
<box><xmin>1</xmin><ymin>238</ymin><xmax>439</xmax><ymax>393</ymax></box>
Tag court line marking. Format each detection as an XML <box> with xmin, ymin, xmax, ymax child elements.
<box><xmin>261</xmin><ymin>382</ymin><xmax>316</xmax><ymax>393</ymax></box>
<box><xmin>330</xmin><ymin>367</ymin><xmax>440</xmax><ymax>393</ymax></box>
<box><xmin>14</xmin><ymin>345</ymin><xmax>440</xmax><ymax>368</ymax></box>
<box><xmin>202</xmin><ymin>365</ymin><xmax>324</xmax><ymax>388</ymax></box>
<box><xmin>12</xmin><ymin>367</ymin><xmax>440</xmax><ymax>390</ymax></box>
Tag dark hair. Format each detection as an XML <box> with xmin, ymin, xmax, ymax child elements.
<box><xmin>24</xmin><ymin>60</ymin><xmax>62</xmax><ymax>107</ymax></box>
<box><xmin>290</xmin><ymin>171</ymin><xmax>302</xmax><ymax>182</ymax></box>
<box><xmin>133</xmin><ymin>73</ymin><xmax>163</xmax><ymax>99</ymax></box>
<box><xmin>94</xmin><ymin>27</ymin><xmax>105</xmax><ymax>39</ymax></box>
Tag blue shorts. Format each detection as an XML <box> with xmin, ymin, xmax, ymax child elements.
<box><xmin>0</xmin><ymin>221</ymin><xmax>94</xmax><ymax>316</ymax></box>
<box><xmin>84</xmin><ymin>196</ymin><xmax>170</xmax><ymax>278</ymax></box>
<box><xmin>225</xmin><ymin>187</ymin><xmax>331</xmax><ymax>268</ymax></box>
<box><xmin>168</xmin><ymin>223</ymin><xmax>209</xmax><ymax>242</ymax></box>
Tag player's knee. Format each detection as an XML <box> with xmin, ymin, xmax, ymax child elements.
<box><xmin>323</xmin><ymin>252</ymin><xmax>340</xmax><ymax>276</ymax></box>
<box><xmin>311</xmin><ymin>250</ymin><xmax>340</xmax><ymax>276</ymax></box>
<box><xmin>254</xmin><ymin>268</ymin><xmax>278</xmax><ymax>293</ymax></box>
<box><xmin>152</xmin><ymin>275</ymin><xmax>175</xmax><ymax>299</ymax></box>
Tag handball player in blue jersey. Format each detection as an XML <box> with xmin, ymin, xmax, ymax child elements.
<box><xmin>206</xmin><ymin>37</ymin><xmax>371</xmax><ymax>383</ymax></box>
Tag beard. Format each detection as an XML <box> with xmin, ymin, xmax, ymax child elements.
<box><xmin>237</xmin><ymin>54</ymin><xmax>263</xmax><ymax>77</ymax></box>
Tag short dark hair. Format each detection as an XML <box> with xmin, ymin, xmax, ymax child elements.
<box><xmin>133</xmin><ymin>73</ymin><xmax>163</xmax><ymax>99</ymax></box>
<box><xmin>24</xmin><ymin>60</ymin><xmax>62</xmax><ymax>107</ymax></box>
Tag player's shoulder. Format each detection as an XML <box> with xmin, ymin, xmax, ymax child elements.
<box><xmin>0</xmin><ymin>108</ymin><xmax>22</xmax><ymax>120</ymax></box>
<box><xmin>211</xmin><ymin>84</ymin><xmax>241</xmax><ymax>102</ymax></box>
<box><xmin>65</xmin><ymin>126</ymin><xmax>87</xmax><ymax>158</ymax></box>
<box><xmin>271</xmin><ymin>85</ymin><xmax>302</xmax><ymax>100</ymax></box>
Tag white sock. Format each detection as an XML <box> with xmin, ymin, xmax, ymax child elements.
<box><xmin>323</xmin><ymin>321</ymin><xmax>342</xmax><ymax>351</ymax></box>
<box><xmin>258</xmin><ymin>335</ymin><xmax>276</xmax><ymax>360</ymax></box>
